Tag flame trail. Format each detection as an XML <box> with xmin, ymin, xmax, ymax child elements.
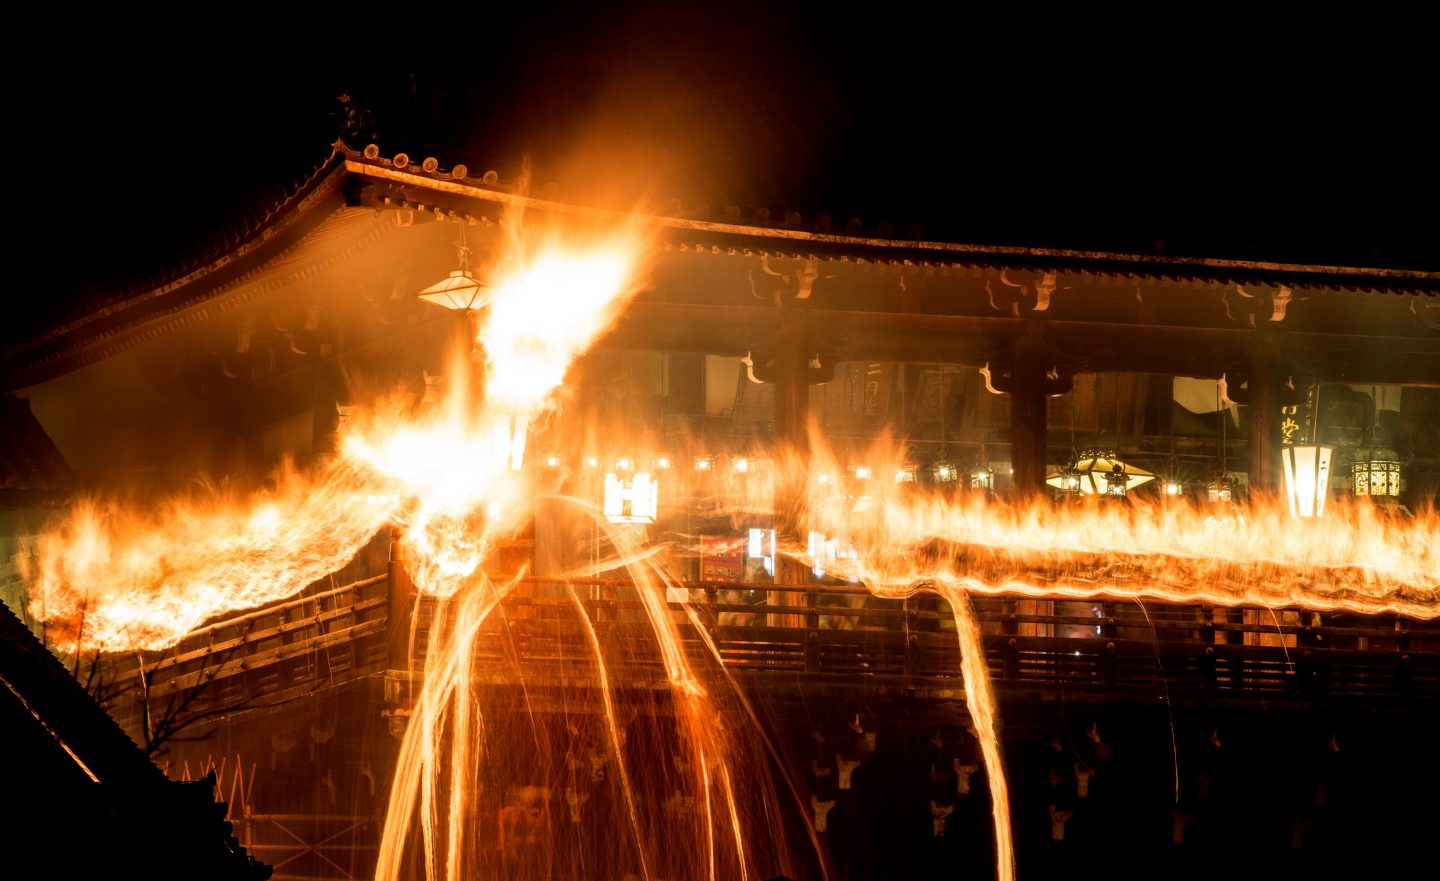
<box><xmin>796</xmin><ymin>436</ymin><xmax>1438</xmax><ymax>618</ymax></box>
<box><xmin>24</xmin><ymin>219</ymin><xmax>654</xmax><ymax>649</ymax></box>
<box><xmin>936</xmin><ymin>583</ymin><xmax>1013</xmax><ymax>881</ymax></box>
<box><xmin>373</xmin><ymin>569</ymin><xmax>511</xmax><ymax>881</ymax></box>
<box><xmin>19</xmin><ymin>197</ymin><xmax>1440</xmax><ymax>881</ymax></box>
<box><xmin>22</xmin><ymin>461</ymin><xmax>396</xmax><ymax>653</ymax></box>
<box><xmin>566</xmin><ymin>579</ymin><xmax>655</xmax><ymax>881</ymax></box>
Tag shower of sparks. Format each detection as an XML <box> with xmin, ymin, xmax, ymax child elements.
<box><xmin>24</xmin><ymin>220</ymin><xmax>653</xmax><ymax>647</ymax></box>
<box><xmin>17</xmin><ymin>210</ymin><xmax>1439</xmax><ymax>881</ymax></box>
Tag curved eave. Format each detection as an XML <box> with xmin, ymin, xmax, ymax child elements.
<box><xmin>1</xmin><ymin>148</ymin><xmax>354</xmax><ymax>391</ymax></box>
<box><xmin>8</xmin><ymin>144</ymin><xmax>1436</xmax><ymax>391</ymax></box>
<box><xmin>342</xmin><ymin>149</ymin><xmax>1440</xmax><ymax>297</ymax></box>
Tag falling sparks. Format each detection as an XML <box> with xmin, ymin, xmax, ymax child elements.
<box><xmin>16</xmin><ymin>208</ymin><xmax>1440</xmax><ymax>881</ymax></box>
<box><xmin>24</xmin><ymin>220</ymin><xmax>653</xmax><ymax>649</ymax></box>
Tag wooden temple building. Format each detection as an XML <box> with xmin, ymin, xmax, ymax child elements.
<box><xmin>1</xmin><ymin>141</ymin><xmax>1437</xmax><ymax>880</ymax></box>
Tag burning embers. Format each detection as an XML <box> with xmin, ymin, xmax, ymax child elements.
<box><xmin>15</xmin><ymin>207</ymin><xmax>1440</xmax><ymax>881</ymax></box>
<box><xmin>24</xmin><ymin>222</ymin><xmax>653</xmax><ymax>651</ymax></box>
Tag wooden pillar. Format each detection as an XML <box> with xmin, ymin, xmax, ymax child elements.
<box><xmin>1010</xmin><ymin>330</ymin><xmax>1050</xmax><ymax>498</ymax></box>
<box><xmin>1248</xmin><ymin>341</ymin><xmax>1284</xmax><ymax>496</ymax></box>
<box><xmin>771</xmin><ymin>313</ymin><xmax>811</xmax><ymax>628</ymax></box>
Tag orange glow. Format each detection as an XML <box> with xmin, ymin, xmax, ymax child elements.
<box><xmin>17</xmin><ymin>203</ymin><xmax>1439</xmax><ymax>881</ymax></box>
<box><xmin>22</xmin><ymin>462</ymin><xmax>394</xmax><ymax>653</ymax></box>
<box><xmin>24</xmin><ymin>220</ymin><xmax>654</xmax><ymax>646</ymax></box>
<box><xmin>479</xmin><ymin>234</ymin><xmax>649</xmax><ymax>415</ymax></box>
<box><xmin>793</xmin><ymin>437</ymin><xmax>1438</xmax><ymax>619</ymax></box>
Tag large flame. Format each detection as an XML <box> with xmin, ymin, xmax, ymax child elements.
<box><xmin>17</xmin><ymin>207</ymin><xmax>1440</xmax><ymax>881</ymax></box>
<box><xmin>21</xmin><ymin>461</ymin><xmax>394</xmax><ymax>652</ymax></box>
<box><xmin>24</xmin><ymin>219</ymin><xmax>653</xmax><ymax>649</ymax></box>
<box><xmin>796</xmin><ymin>436</ymin><xmax>1438</xmax><ymax>618</ymax></box>
<box><xmin>480</xmin><ymin>239</ymin><xmax>644</xmax><ymax>414</ymax></box>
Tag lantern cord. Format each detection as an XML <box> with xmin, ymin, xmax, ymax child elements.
<box><xmin>1217</xmin><ymin>379</ymin><xmax>1227</xmax><ymax>478</ymax></box>
<box><xmin>457</xmin><ymin>222</ymin><xmax>471</xmax><ymax>271</ymax></box>
<box><xmin>1371</xmin><ymin>383</ymin><xmax>1384</xmax><ymax>446</ymax></box>
<box><xmin>938</xmin><ymin>370</ymin><xmax>948</xmax><ymax>461</ymax></box>
<box><xmin>1067</xmin><ymin>384</ymin><xmax>1078</xmax><ymax>464</ymax></box>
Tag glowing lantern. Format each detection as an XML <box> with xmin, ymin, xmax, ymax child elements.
<box><xmin>1352</xmin><ymin>395</ymin><xmax>1402</xmax><ymax>499</ymax></box>
<box><xmin>733</xmin><ymin>456</ymin><xmax>752</xmax><ymax>474</ymax></box>
<box><xmin>1351</xmin><ymin>446</ymin><xmax>1402</xmax><ymax>498</ymax></box>
<box><xmin>1053</xmin><ymin>467</ymin><xmax>1083</xmax><ymax>496</ymax></box>
<box><xmin>1164</xmin><ymin>480</ymin><xmax>1183</xmax><ymax>497</ymax></box>
<box><xmin>693</xmin><ymin>456</ymin><xmax>714</xmax><ymax>473</ymax></box>
<box><xmin>604</xmin><ymin>472</ymin><xmax>659</xmax><ymax>523</ymax></box>
<box><xmin>932</xmin><ymin>460</ymin><xmax>959</xmax><ymax>484</ymax></box>
<box><xmin>1206</xmin><ymin>474</ymin><xmax>1234</xmax><ymax>504</ymax></box>
<box><xmin>1045</xmin><ymin>451</ymin><xmax>1153</xmax><ymax>496</ymax></box>
<box><xmin>894</xmin><ymin>466</ymin><xmax>917</xmax><ymax>484</ymax></box>
<box><xmin>1282</xmin><ymin>443</ymin><xmax>1335</xmax><ymax>518</ymax></box>
<box><xmin>970</xmin><ymin>463</ymin><xmax>995</xmax><ymax>492</ymax></box>
<box><xmin>417</xmin><ymin>235</ymin><xmax>490</xmax><ymax>311</ymax></box>
<box><xmin>851</xmin><ymin>465</ymin><xmax>872</xmax><ymax>481</ymax></box>
<box><xmin>418</xmin><ymin>268</ymin><xmax>490</xmax><ymax>310</ymax></box>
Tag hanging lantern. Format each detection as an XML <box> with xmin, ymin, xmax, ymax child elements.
<box><xmin>1102</xmin><ymin>464</ymin><xmax>1129</xmax><ymax>496</ymax></box>
<box><xmin>1351</xmin><ymin>446</ymin><xmax>1402</xmax><ymax>498</ymax></box>
<box><xmin>604</xmin><ymin>472</ymin><xmax>659</xmax><ymax>523</ymax></box>
<box><xmin>970</xmin><ymin>463</ymin><xmax>995</xmax><ymax>492</ymax></box>
<box><xmin>1352</xmin><ymin>389</ymin><xmax>1402</xmax><ymax>499</ymax></box>
<box><xmin>932</xmin><ymin>459</ymin><xmax>959</xmax><ymax>484</ymax></box>
<box><xmin>1206</xmin><ymin>473</ymin><xmax>1234</xmax><ymax>504</ymax></box>
<box><xmin>1052</xmin><ymin>465</ymin><xmax>1084</xmax><ymax>496</ymax></box>
<box><xmin>417</xmin><ymin>235</ymin><xmax>490</xmax><ymax>311</ymax></box>
<box><xmin>1046</xmin><ymin>450</ymin><xmax>1154</xmax><ymax>496</ymax></box>
<box><xmin>417</xmin><ymin>268</ymin><xmax>490</xmax><ymax>310</ymax></box>
<box><xmin>1282</xmin><ymin>443</ymin><xmax>1335</xmax><ymax>518</ymax></box>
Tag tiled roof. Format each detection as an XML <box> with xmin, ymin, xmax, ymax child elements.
<box><xmin>338</xmin><ymin>141</ymin><xmax>1440</xmax><ymax>296</ymax></box>
<box><xmin>0</xmin><ymin>599</ymin><xmax>270</xmax><ymax>878</ymax></box>
<box><xmin>4</xmin><ymin>139</ymin><xmax>1434</xmax><ymax>393</ymax></box>
<box><xmin>0</xmin><ymin>597</ymin><xmax>164</xmax><ymax>785</ymax></box>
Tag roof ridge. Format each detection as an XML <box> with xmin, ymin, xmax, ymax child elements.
<box><xmin>339</xmin><ymin>146</ymin><xmax>1440</xmax><ymax>288</ymax></box>
<box><xmin>117</xmin><ymin>144</ymin><xmax>348</xmax><ymax>304</ymax></box>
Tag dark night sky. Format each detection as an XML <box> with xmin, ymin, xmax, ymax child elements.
<box><xmin>12</xmin><ymin>6</ymin><xmax>1436</xmax><ymax>350</ymax></box>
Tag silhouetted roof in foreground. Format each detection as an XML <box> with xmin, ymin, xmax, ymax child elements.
<box><xmin>0</xmin><ymin>599</ymin><xmax>271</xmax><ymax>879</ymax></box>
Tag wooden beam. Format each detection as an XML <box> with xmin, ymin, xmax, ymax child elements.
<box><xmin>603</xmin><ymin>303</ymin><xmax>1440</xmax><ymax>385</ymax></box>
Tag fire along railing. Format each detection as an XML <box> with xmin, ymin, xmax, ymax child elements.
<box><xmin>426</xmin><ymin>575</ymin><xmax>1440</xmax><ymax>706</ymax></box>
